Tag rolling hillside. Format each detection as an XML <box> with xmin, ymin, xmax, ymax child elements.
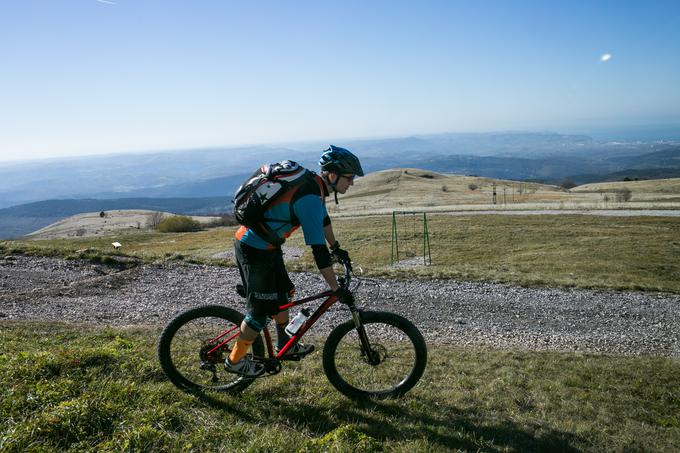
<box><xmin>331</xmin><ymin>169</ymin><xmax>568</xmax><ymax>214</ymax></box>
<box><xmin>572</xmin><ymin>178</ymin><xmax>680</xmax><ymax>203</ymax></box>
<box><xmin>330</xmin><ymin>169</ymin><xmax>680</xmax><ymax>214</ymax></box>
<box><xmin>0</xmin><ymin>197</ymin><xmax>231</xmax><ymax>239</ymax></box>
<box><xmin>24</xmin><ymin>210</ymin><xmax>223</xmax><ymax>240</ymax></box>
<box><xmin>4</xmin><ymin>169</ymin><xmax>680</xmax><ymax>239</ymax></box>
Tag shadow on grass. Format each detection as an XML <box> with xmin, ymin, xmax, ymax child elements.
<box><xmin>186</xmin><ymin>390</ymin><xmax>259</xmax><ymax>424</ymax></box>
<box><xmin>199</xmin><ymin>388</ymin><xmax>583</xmax><ymax>451</ymax></box>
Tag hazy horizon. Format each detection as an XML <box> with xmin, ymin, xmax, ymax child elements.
<box><xmin>1</xmin><ymin>126</ymin><xmax>679</xmax><ymax>166</ymax></box>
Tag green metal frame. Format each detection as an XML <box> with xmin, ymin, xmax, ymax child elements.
<box><xmin>391</xmin><ymin>211</ymin><xmax>432</xmax><ymax>266</ymax></box>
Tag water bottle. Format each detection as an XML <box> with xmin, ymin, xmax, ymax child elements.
<box><xmin>285</xmin><ymin>308</ymin><xmax>310</xmax><ymax>336</ymax></box>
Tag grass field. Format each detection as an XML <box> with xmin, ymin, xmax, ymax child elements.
<box><xmin>4</xmin><ymin>214</ymin><xmax>680</xmax><ymax>293</ymax></box>
<box><xmin>3</xmin><ymin>196</ymin><xmax>680</xmax><ymax>450</ymax></box>
<box><xmin>1</xmin><ymin>322</ymin><xmax>678</xmax><ymax>452</ymax></box>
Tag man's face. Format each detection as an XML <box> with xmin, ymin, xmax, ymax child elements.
<box><xmin>334</xmin><ymin>173</ymin><xmax>355</xmax><ymax>194</ymax></box>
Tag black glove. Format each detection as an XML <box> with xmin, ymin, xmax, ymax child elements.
<box><xmin>330</xmin><ymin>241</ymin><xmax>352</xmax><ymax>268</ymax></box>
<box><xmin>334</xmin><ymin>287</ymin><xmax>354</xmax><ymax>305</ymax></box>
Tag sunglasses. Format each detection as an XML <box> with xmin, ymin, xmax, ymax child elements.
<box><xmin>340</xmin><ymin>174</ymin><xmax>355</xmax><ymax>182</ymax></box>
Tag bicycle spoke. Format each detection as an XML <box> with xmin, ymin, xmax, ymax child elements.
<box><xmin>169</xmin><ymin>315</ymin><xmax>245</xmax><ymax>389</ymax></box>
<box><xmin>159</xmin><ymin>305</ymin><xmax>264</xmax><ymax>393</ymax></box>
<box><xmin>333</xmin><ymin>323</ymin><xmax>417</xmax><ymax>393</ymax></box>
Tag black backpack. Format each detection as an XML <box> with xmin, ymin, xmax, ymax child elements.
<box><xmin>233</xmin><ymin>160</ymin><xmax>312</xmax><ymax>246</ymax></box>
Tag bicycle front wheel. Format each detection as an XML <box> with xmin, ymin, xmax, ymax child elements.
<box><xmin>158</xmin><ymin>305</ymin><xmax>264</xmax><ymax>393</ymax></box>
<box><xmin>322</xmin><ymin>311</ymin><xmax>427</xmax><ymax>399</ymax></box>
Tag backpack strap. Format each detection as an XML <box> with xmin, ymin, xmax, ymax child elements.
<box><xmin>252</xmin><ymin>221</ymin><xmax>285</xmax><ymax>247</ymax></box>
<box><xmin>256</xmin><ymin>169</ymin><xmax>313</xmax><ymax>247</ymax></box>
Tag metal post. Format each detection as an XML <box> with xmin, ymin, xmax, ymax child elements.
<box><xmin>391</xmin><ymin>211</ymin><xmax>399</xmax><ymax>265</ymax></box>
<box><xmin>423</xmin><ymin>212</ymin><xmax>432</xmax><ymax>265</ymax></box>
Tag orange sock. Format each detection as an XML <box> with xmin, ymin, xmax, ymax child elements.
<box><xmin>229</xmin><ymin>337</ymin><xmax>254</xmax><ymax>364</ymax></box>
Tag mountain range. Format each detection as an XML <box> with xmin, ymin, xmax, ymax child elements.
<box><xmin>1</xmin><ymin>131</ymin><xmax>679</xmax><ymax>238</ymax></box>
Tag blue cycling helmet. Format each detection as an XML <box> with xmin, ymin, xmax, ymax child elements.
<box><xmin>319</xmin><ymin>145</ymin><xmax>364</xmax><ymax>177</ymax></box>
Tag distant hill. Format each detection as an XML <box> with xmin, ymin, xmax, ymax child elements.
<box><xmin>88</xmin><ymin>173</ymin><xmax>251</xmax><ymax>199</ymax></box>
<box><xmin>4</xmin><ymin>169</ymin><xmax>680</xmax><ymax>239</ymax></box>
<box><xmin>390</xmin><ymin>154</ymin><xmax>613</xmax><ymax>182</ymax></box>
<box><xmin>0</xmin><ymin>197</ymin><xmax>231</xmax><ymax>239</ymax></box>
<box><xmin>607</xmin><ymin>147</ymin><xmax>680</xmax><ymax>168</ymax></box>
<box><xmin>25</xmin><ymin>210</ymin><xmax>224</xmax><ymax>240</ymax></box>
<box><xmin>2</xmin><ymin>135</ymin><xmax>680</xmax><ymax>236</ymax></box>
<box><xmin>0</xmin><ymin>147</ymin><xmax>316</xmax><ymax>207</ymax></box>
<box><xmin>564</xmin><ymin>148</ymin><xmax>680</xmax><ymax>184</ymax></box>
<box><xmin>330</xmin><ymin>168</ymin><xmax>566</xmax><ymax>214</ymax></box>
<box><xmin>571</xmin><ymin>178</ymin><xmax>680</xmax><ymax>193</ymax></box>
<box><xmin>566</xmin><ymin>168</ymin><xmax>680</xmax><ymax>185</ymax></box>
<box><xmin>2</xmin><ymin>133</ymin><xmax>678</xmax><ymax>207</ymax></box>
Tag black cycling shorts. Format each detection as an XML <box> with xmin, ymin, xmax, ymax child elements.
<box><xmin>234</xmin><ymin>240</ymin><xmax>295</xmax><ymax>318</ymax></box>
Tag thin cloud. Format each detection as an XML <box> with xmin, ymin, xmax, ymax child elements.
<box><xmin>96</xmin><ymin>0</ymin><xmax>117</xmax><ymax>4</ymax></box>
<box><xmin>600</xmin><ymin>53</ymin><xmax>612</xmax><ymax>62</ymax></box>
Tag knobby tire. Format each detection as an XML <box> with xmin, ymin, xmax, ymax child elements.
<box><xmin>158</xmin><ymin>305</ymin><xmax>264</xmax><ymax>393</ymax></box>
<box><xmin>322</xmin><ymin>311</ymin><xmax>427</xmax><ymax>399</ymax></box>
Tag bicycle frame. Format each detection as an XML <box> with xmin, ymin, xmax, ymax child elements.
<box><xmin>267</xmin><ymin>290</ymin><xmax>336</xmax><ymax>358</ymax></box>
<box><xmin>276</xmin><ymin>289</ymin><xmax>378</xmax><ymax>365</ymax></box>
<box><xmin>204</xmin><ymin>262</ymin><xmax>369</xmax><ymax>369</ymax></box>
<box><xmin>203</xmin><ymin>288</ymin><xmax>339</xmax><ymax>365</ymax></box>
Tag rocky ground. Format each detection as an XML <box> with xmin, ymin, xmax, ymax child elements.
<box><xmin>1</xmin><ymin>255</ymin><xmax>679</xmax><ymax>357</ymax></box>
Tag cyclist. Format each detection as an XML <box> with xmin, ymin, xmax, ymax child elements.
<box><xmin>226</xmin><ymin>145</ymin><xmax>364</xmax><ymax>377</ymax></box>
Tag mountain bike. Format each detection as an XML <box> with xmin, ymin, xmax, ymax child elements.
<box><xmin>158</xmin><ymin>262</ymin><xmax>427</xmax><ymax>399</ymax></box>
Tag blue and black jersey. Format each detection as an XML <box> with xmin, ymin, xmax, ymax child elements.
<box><xmin>235</xmin><ymin>171</ymin><xmax>330</xmax><ymax>250</ymax></box>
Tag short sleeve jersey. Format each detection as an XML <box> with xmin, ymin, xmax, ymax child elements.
<box><xmin>235</xmin><ymin>171</ymin><xmax>329</xmax><ymax>250</ymax></box>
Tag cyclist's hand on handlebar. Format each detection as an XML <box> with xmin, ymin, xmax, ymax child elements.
<box><xmin>331</xmin><ymin>241</ymin><xmax>352</xmax><ymax>270</ymax></box>
<box><xmin>334</xmin><ymin>287</ymin><xmax>354</xmax><ymax>305</ymax></box>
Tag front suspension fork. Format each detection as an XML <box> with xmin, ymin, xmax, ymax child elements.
<box><xmin>350</xmin><ymin>307</ymin><xmax>380</xmax><ymax>365</ymax></box>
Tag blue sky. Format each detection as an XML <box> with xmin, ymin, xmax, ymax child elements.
<box><xmin>1</xmin><ymin>0</ymin><xmax>679</xmax><ymax>161</ymax></box>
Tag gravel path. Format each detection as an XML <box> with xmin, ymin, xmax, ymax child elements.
<box><xmin>1</xmin><ymin>255</ymin><xmax>678</xmax><ymax>357</ymax></box>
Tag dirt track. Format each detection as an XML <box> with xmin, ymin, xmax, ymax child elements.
<box><xmin>1</xmin><ymin>255</ymin><xmax>679</xmax><ymax>357</ymax></box>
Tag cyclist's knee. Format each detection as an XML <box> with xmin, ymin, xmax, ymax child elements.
<box><xmin>244</xmin><ymin>313</ymin><xmax>270</xmax><ymax>332</ymax></box>
<box><xmin>272</xmin><ymin>309</ymin><xmax>289</xmax><ymax>324</ymax></box>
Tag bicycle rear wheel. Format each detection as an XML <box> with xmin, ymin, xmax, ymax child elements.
<box><xmin>322</xmin><ymin>311</ymin><xmax>427</xmax><ymax>399</ymax></box>
<box><xmin>158</xmin><ymin>305</ymin><xmax>264</xmax><ymax>393</ymax></box>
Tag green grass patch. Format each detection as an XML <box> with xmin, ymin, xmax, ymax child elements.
<box><xmin>1</xmin><ymin>322</ymin><xmax>678</xmax><ymax>451</ymax></box>
<box><xmin>3</xmin><ymin>214</ymin><xmax>680</xmax><ymax>293</ymax></box>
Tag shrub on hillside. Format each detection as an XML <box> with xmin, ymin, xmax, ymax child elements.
<box><xmin>560</xmin><ymin>179</ymin><xmax>577</xmax><ymax>190</ymax></box>
<box><xmin>615</xmin><ymin>188</ymin><xmax>632</xmax><ymax>202</ymax></box>
<box><xmin>156</xmin><ymin>216</ymin><xmax>202</xmax><ymax>233</ymax></box>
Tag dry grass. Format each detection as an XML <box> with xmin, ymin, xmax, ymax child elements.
<box><xmin>287</xmin><ymin>214</ymin><xmax>680</xmax><ymax>293</ymax></box>
<box><xmin>574</xmin><ymin>177</ymin><xmax>680</xmax><ymax>194</ymax></box>
<box><xmin>5</xmin><ymin>213</ymin><xmax>680</xmax><ymax>293</ymax></box>
<box><xmin>27</xmin><ymin>210</ymin><xmax>221</xmax><ymax>240</ymax></box>
<box><xmin>330</xmin><ymin>169</ymin><xmax>571</xmax><ymax>214</ymax></box>
<box><xmin>327</xmin><ymin>169</ymin><xmax>680</xmax><ymax>215</ymax></box>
